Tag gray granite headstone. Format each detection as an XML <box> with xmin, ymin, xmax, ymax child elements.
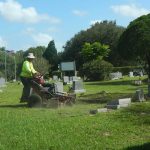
<box><xmin>54</xmin><ymin>82</ymin><xmax>63</xmax><ymax>93</ymax></box>
<box><xmin>139</xmin><ymin>71</ymin><xmax>143</xmax><ymax>77</ymax></box>
<box><xmin>69</xmin><ymin>76</ymin><xmax>73</xmax><ymax>82</ymax></box>
<box><xmin>134</xmin><ymin>89</ymin><xmax>145</xmax><ymax>102</ymax></box>
<box><xmin>53</xmin><ymin>75</ymin><xmax>58</xmax><ymax>81</ymax></box>
<box><xmin>0</xmin><ymin>77</ymin><xmax>5</xmax><ymax>87</ymax></box>
<box><xmin>133</xmin><ymin>80</ymin><xmax>142</xmax><ymax>85</ymax></box>
<box><xmin>109</xmin><ymin>72</ymin><xmax>122</xmax><ymax>80</ymax></box>
<box><xmin>107</xmin><ymin>98</ymin><xmax>131</xmax><ymax>109</ymax></box>
<box><xmin>129</xmin><ymin>72</ymin><xmax>134</xmax><ymax>77</ymax></box>
<box><xmin>72</xmin><ymin>76</ymin><xmax>78</xmax><ymax>81</ymax></box>
<box><xmin>90</xmin><ymin>108</ymin><xmax>108</xmax><ymax>114</ymax></box>
<box><xmin>63</xmin><ymin>76</ymin><xmax>69</xmax><ymax>84</ymax></box>
<box><xmin>72</xmin><ymin>80</ymin><xmax>86</xmax><ymax>93</ymax></box>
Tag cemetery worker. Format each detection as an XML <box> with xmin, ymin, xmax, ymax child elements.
<box><xmin>20</xmin><ymin>53</ymin><xmax>38</xmax><ymax>102</ymax></box>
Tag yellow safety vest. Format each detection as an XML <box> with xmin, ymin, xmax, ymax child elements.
<box><xmin>20</xmin><ymin>60</ymin><xmax>37</xmax><ymax>78</ymax></box>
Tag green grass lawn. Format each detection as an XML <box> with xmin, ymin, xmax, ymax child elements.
<box><xmin>0</xmin><ymin>77</ymin><xmax>150</xmax><ymax>150</ymax></box>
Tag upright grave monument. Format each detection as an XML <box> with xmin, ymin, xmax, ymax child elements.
<box><xmin>129</xmin><ymin>72</ymin><xmax>134</xmax><ymax>77</ymax></box>
<box><xmin>63</xmin><ymin>76</ymin><xmax>69</xmax><ymax>84</ymax></box>
<box><xmin>54</xmin><ymin>82</ymin><xmax>64</xmax><ymax>93</ymax></box>
<box><xmin>0</xmin><ymin>77</ymin><xmax>5</xmax><ymax>87</ymax></box>
<box><xmin>133</xmin><ymin>89</ymin><xmax>145</xmax><ymax>102</ymax></box>
<box><xmin>72</xmin><ymin>80</ymin><xmax>86</xmax><ymax>93</ymax></box>
<box><xmin>109</xmin><ymin>72</ymin><xmax>122</xmax><ymax>80</ymax></box>
<box><xmin>53</xmin><ymin>75</ymin><xmax>58</xmax><ymax>81</ymax></box>
<box><xmin>106</xmin><ymin>98</ymin><xmax>131</xmax><ymax>109</ymax></box>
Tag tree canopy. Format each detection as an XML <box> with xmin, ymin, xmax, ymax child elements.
<box><xmin>117</xmin><ymin>13</ymin><xmax>150</xmax><ymax>76</ymax></box>
<box><xmin>81</xmin><ymin>42</ymin><xmax>110</xmax><ymax>62</ymax></box>
<box><xmin>62</xmin><ymin>20</ymin><xmax>125</xmax><ymax>68</ymax></box>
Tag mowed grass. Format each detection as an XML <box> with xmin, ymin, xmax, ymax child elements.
<box><xmin>0</xmin><ymin>77</ymin><xmax>150</xmax><ymax>150</ymax></box>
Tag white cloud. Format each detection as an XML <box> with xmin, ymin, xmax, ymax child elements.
<box><xmin>73</xmin><ymin>10</ymin><xmax>88</xmax><ymax>17</ymax></box>
<box><xmin>90</xmin><ymin>20</ymin><xmax>102</xmax><ymax>25</ymax></box>
<box><xmin>24</xmin><ymin>28</ymin><xmax>52</xmax><ymax>46</ymax></box>
<box><xmin>32</xmin><ymin>33</ymin><xmax>53</xmax><ymax>46</ymax></box>
<box><xmin>111</xmin><ymin>4</ymin><xmax>150</xmax><ymax>18</ymax></box>
<box><xmin>0</xmin><ymin>36</ymin><xmax>7</xmax><ymax>47</ymax></box>
<box><xmin>0</xmin><ymin>0</ymin><xmax>61</xmax><ymax>24</ymax></box>
<box><xmin>25</xmin><ymin>31</ymin><xmax>62</xmax><ymax>51</ymax></box>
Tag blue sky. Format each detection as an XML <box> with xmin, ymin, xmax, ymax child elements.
<box><xmin>0</xmin><ymin>0</ymin><xmax>149</xmax><ymax>52</ymax></box>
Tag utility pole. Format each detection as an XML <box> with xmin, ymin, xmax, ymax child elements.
<box><xmin>14</xmin><ymin>55</ymin><xmax>16</xmax><ymax>81</ymax></box>
<box><xmin>5</xmin><ymin>49</ymin><xmax>7</xmax><ymax>82</ymax></box>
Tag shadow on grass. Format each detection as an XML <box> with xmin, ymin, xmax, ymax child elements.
<box><xmin>124</xmin><ymin>142</ymin><xmax>150</xmax><ymax>150</ymax></box>
<box><xmin>122</xmin><ymin>102</ymin><xmax>150</xmax><ymax>114</ymax></box>
<box><xmin>85</xmin><ymin>80</ymin><xmax>148</xmax><ymax>86</ymax></box>
<box><xmin>0</xmin><ymin>104</ymin><xmax>27</xmax><ymax>108</ymax></box>
<box><xmin>78</xmin><ymin>92</ymin><xmax>133</xmax><ymax>104</ymax></box>
<box><xmin>112</xmin><ymin>101</ymin><xmax>150</xmax><ymax>126</ymax></box>
<box><xmin>85</xmin><ymin>80</ymin><xmax>148</xmax><ymax>94</ymax></box>
<box><xmin>127</xmin><ymin>86</ymin><xmax>147</xmax><ymax>91</ymax></box>
<box><xmin>85</xmin><ymin>80</ymin><xmax>133</xmax><ymax>86</ymax></box>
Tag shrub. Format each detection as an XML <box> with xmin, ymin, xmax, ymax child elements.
<box><xmin>82</xmin><ymin>58</ymin><xmax>113</xmax><ymax>81</ymax></box>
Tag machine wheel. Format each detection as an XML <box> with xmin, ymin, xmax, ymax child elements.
<box><xmin>28</xmin><ymin>94</ymin><xmax>42</xmax><ymax>108</ymax></box>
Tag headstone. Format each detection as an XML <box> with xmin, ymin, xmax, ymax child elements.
<box><xmin>97</xmin><ymin>108</ymin><xmax>108</xmax><ymax>113</ymax></box>
<box><xmin>72</xmin><ymin>80</ymin><xmax>86</xmax><ymax>93</ymax></box>
<box><xmin>63</xmin><ymin>76</ymin><xmax>69</xmax><ymax>84</ymax></box>
<box><xmin>69</xmin><ymin>76</ymin><xmax>73</xmax><ymax>82</ymax></box>
<box><xmin>134</xmin><ymin>89</ymin><xmax>145</xmax><ymax>102</ymax></box>
<box><xmin>133</xmin><ymin>80</ymin><xmax>142</xmax><ymax>85</ymax></box>
<box><xmin>69</xmin><ymin>76</ymin><xmax>80</xmax><ymax>84</ymax></box>
<box><xmin>54</xmin><ymin>82</ymin><xmax>63</xmax><ymax>93</ymax></box>
<box><xmin>109</xmin><ymin>72</ymin><xmax>122</xmax><ymax>80</ymax></box>
<box><xmin>0</xmin><ymin>77</ymin><xmax>5</xmax><ymax>87</ymax></box>
<box><xmin>53</xmin><ymin>75</ymin><xmax>58</xmax><ymax>81</ymax></box>
<box><xmin>72</xmin><ymin>76</ymin><xmax>78</xmax><ymax>81</ymax></box>
<box><xmin>107</xmin><ymin>98</ymin><xmax>131</xmax><ymax>109</ymax></box>
<box><xmin>90</xmin><ymin>108</ymin><xmax>108</xmax><ymax>114</ymax></box>
<box><xmin>13</xmin><ymin>79</ymin><xmax>16</xmax><ymax>82</ymax></box>
<box><xmin>129</xmin><ymin>72</ymin><xmax>134</xmax><ymax>77</ymax></box>
<box><xmin>139</xmin><ymin>71</ymin><xmax>143</xmax><ymax>77</ymax></box>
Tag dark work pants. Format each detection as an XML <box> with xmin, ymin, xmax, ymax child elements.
<box><xmin>20</xmin><ymin>77</ymin><xmax>32</xmax><ymax>102</ymax></box>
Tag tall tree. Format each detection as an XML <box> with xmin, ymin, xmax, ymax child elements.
<box><xmin>117</xmin><ymin>13</ymin><xmax>150</xmax><ymax>94</ymax></box>
<box><xmin>0</xmin><ymin>47</ymin><xmax>16</xmax><ymax>80</ymax></box>
<box><xmin>43</xmin><ymin>40</ymin><xmax>58</xmax><ymax>71</ymax></box>
<box><xmin>62</xmin><ymin>20</ymin><xmax>125</xmax><ymax>68</ymax></box>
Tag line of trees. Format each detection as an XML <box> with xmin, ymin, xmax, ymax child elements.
<box><xmin>0</xmin><ymin>42</ymin><xmax>57</xmax><ymax>80</ymax></box>
<box><xmin>1</xmin><ymin>14</ymin><xmax>150</xmax><ymax>81</ymax></box>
